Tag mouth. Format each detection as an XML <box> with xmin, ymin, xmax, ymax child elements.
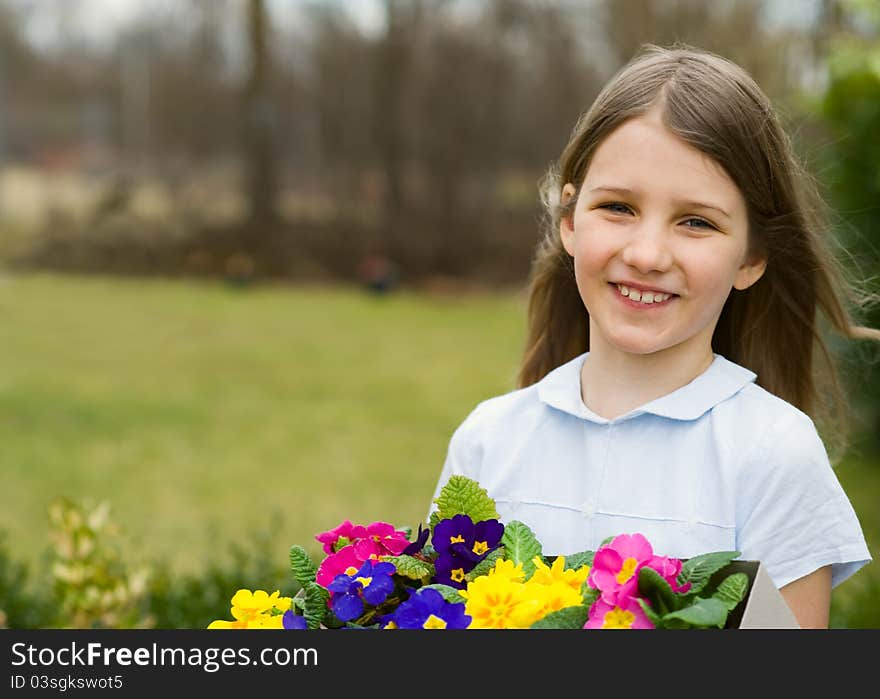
<box><xmin>609</xmin><ymin>282</ymin><xmax>678</xmax><ymax>307</ymax></box>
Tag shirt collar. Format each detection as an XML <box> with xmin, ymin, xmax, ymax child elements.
<box><xmin>536</xmin><ymin>352</ymin><xmax>757</xmax><ymax>424</ymax></box>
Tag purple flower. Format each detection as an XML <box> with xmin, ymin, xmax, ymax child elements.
<box><xmin>327</xmin><ymin>560</ymin><xmax>397</xmax><ymax>622</ymax></box>
<box><xmin>432</xmin><ymin>514</ymin><xmax>503</xmax><ymax>557</ymax></box>
<box><xmin>282</xmin><ymin>610</ymin><xmax>308</xmax><ymax>629</ymax></box>
<box><xmin>431</xmin><ymin>514</ymin><xmax>503</xmax><ymax>589</ymax></box>
<box><xmin>434</xmin><ymin>548</ymin><xmax>481</xmax><ymax>589</ymax></box>
<box><xmin>391</xmin><ymin>588</ymin><xmax>471</xmax><ymax>629</ymax></box>
<box><xmin>402</xmin><ymin>524</ymin><xmax>430</xmax><ymax>556</ymax></box>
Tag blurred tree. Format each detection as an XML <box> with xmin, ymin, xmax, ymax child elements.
<box><xmin>816</xmin><ymin>0</ymin><xmax>880</xmax><ymax>454</ymax></box>
<box><xmin>598</xmin><ymin>0</ymin><xmax>810</xmax><ymax>101</ymax></box>
<box><xmin>306</xmin><ymin>5</ymin><xmax>373</xmax><ymax>210</ymax></box>
<box><xmin>243</xmin><ymin>0</ymin><xmax>279</xmax><ymax>229</ymax></box>
<box><xmin>372</xmin><ymin>0</ymin><xmax>422</xmax><ymax>244</ymax></box>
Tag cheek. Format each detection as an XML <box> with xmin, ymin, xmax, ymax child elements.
<box><xmin>571</xmin><ymin>224</ymin><xmax>616</xmax><ymax>276</ymax></box>
<box><xmin>684</xmin><ymin>255</ymin><xmax>739</xmax><ymax>310</ymax></box>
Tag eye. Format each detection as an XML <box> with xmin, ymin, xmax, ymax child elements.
<box><xmin>681</xmin><ymin>217</ymin><xmax>717</xmax><ymax>230</ymax></box>
<box><xmin>599</xmin><ymin>202</ymin><xmax>633</xmax><ymax>215</ymax></box>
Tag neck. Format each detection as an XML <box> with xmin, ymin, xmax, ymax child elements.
<box><xmin>580</xmin><ymin>322</ymin><xmax>715</xmax><ymax>420</ymax></box>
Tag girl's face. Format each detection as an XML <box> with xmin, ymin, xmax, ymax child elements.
<box><xmin>560</xmin><ymin>108</ymin><xmax>766</xmax><ymax>362</ymax></box>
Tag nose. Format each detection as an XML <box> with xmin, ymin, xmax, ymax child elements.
<box><xmin>620</xmin><ymin>221</ymin><xmax>674</xmax><ymax>273</ymax></box>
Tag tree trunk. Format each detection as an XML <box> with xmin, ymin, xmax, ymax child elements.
<box><xmin>243</xmin><ymin>0</ymin><xmax>279</xmax><ymax>231</ymax></box>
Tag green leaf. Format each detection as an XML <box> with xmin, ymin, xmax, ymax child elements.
<box><xmin>662</xmin><ymin>596</ymin><xmax>729</xmax><ymax>629</ymax></box>
<box><xmin>678</xmin><ymin>551</ymin><xmax>741</xmax><ymax>596</ymax></box>
<box><xmin>385</xmin><ymin>554</ymin><xmax>435</xmax><ymax>581</ymax></box>
<box><xmin>420</xmin><ymin>584</ymin><xmax>466</xmax><ymax>605</ymax></box>
<box><xmin>433</xmin><ymin>475</ymin><xmax>499</xmax><ymax>523</ymax></box>
<box><xmin>467</xmin><ymin>547</ymin><xmax>505</xmax><ymax>580</ymax></box>
<box><xmin>638</xmin><ymin>566</ymin><xmax>678</xmax><ymax>616</ymax></box>
<box><xmin>302</xmin><ymin>581</ymin><xmax>329</xmax><ymax>630</ymax></box>
<box><xmin>343</xmin><ymin>622</ymin><xmax>371</xmax><ymax>629</ymax></box>
<box><xmin>501</xmin><ymin>521</ymin><xmax>543</xmax><ymax>578</ymax></box>
<box><xmin>637</xmin><ymin>598</ymin><xmax>664</xmax><ymax>628</ymax></box>
<box><xmin>289</xmin><ymin>545</ymin><xmax>318</xmax><ymax>588</ymax></box>
<box><xmin>561</xmin><ymin>551</ymin><xmax>594</xmax><ymax>570</ymax></box>
<box><xmin>581</xmin><ymin>585</ymin><xmax>600</xmax><ymax>608</ymax></box>
<box><xmin>530</xmin><ymin>605</ymin><xmax>591</xmax><ymax>629</ymax></box>
<box><xmin>712</xmin><ymin>572</ymin><xmax>750</xmax><ymax>612</ymax></box>
<box><xmin>599</xmin><ymin>535</ymin><xmax>615</xmax><ymax>547</ymax></box>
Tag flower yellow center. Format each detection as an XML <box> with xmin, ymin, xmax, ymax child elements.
<box><xmin>356</xmin><ymin>576</ymin><xmax>373</xmax><ymax>588</ymax></box>
<box><xmin>450</xmin><ymin>534</ymin><xmax>465</xmax><ymax>545</ymax></box>
<box><xmin>472</xmin><ymin>541</ymin><xmax>488</xmax><ymax>555</ymax></box>
<box><xmin>451</xmin><ymin>568</ymin><xmax>466</xmax><ymax>583</ymax></box>
<box><xmin>344</xmin><ymin>566</ymin><xmax>359</xmax><ymax>576</ymax></box>
<box><xmin>423</xmin><ymin>614</ymin><xmax>448</xmax><ymax>629</ymax></box>
<box><xmin>603</xmin><ymin>608</ymin><xmax>636</xmax><ymax>629</ymax></box>
<box><xmin>616</xmin><ymin>557</ymin><xmax>638</xmax><ymax>585</ymax></box>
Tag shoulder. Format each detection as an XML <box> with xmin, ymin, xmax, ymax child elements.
<box><xmin>726</xmin><ymin>384</ymin><xmax>870</xmax><ymax>589</ymax></box>
<box><xmin>721</xmin><ymin>380</ymin><xmax>822</xmax><ymax>457</ymax></box>
<box><xmin>451</xmin><ymin>383</ymin><xmax>543</xmax><ymax>441</ymax></box>
<box><xmin>723</xmin><ymin>381</ymin><xmax>846</xmax><ymax>517</ymax></box>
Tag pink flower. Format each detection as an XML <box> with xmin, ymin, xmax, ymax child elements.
<box><xmin>316</xmin><ymin>520</ymin><xmax>358</xmax><ymax>555</ymax></box>
<box><xmin>584</xmin><ymin>597</ymin><xmax>655</xmax><ymax>629</ymax></box>
<box><xmin>315</xmin><ymin>520</ymin><xmax>410</xmax><ymax>559</ymax></box>
<box><xmin>588</xmin><ymin>533</ymin><xmax>654</xmax><ymax>605</ymax></box>
<box><xmin>587</xmin><ymin>533</ymin><xmax>689</xmax><ymax>605</ymax></box>
<box><xmin>646</xmin><ymin>554</ymin><xmax>692</xmax><ymax>595</ymax></box>
<box><xmin>349</xmin><ymin>522</ymin><xmax>411</xmax><ymax>558</ymax></box>
<box><xmin>316</xmin><ymin>545</ymin><xmax>364</xmax><ymax>587</ymax></box>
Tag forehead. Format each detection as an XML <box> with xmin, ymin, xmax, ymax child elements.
<box><xmin>584</xmin><ymin>113</ymin><xmax>744</xmax><ymax>211</ymax></box>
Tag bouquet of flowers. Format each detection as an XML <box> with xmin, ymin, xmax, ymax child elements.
<box><xmin>208</xmin><ymin>476</ymin><xmax>750</xmax><ymax>630</ymax></box>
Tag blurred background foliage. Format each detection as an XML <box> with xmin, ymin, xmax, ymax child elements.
<box><xmin>0</xmin><ymin>0</ymin><xmax>878</xmax><ymax>627</ymax></box>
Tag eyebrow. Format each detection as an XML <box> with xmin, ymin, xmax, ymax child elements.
<box><xmin>588</xmin><ymin>186</ymin><xmax>732</xmax><ymax>220</ymax></box>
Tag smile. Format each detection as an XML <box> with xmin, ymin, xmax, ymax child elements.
<box><xmin>611</xmin><ymin>283</ymin><xmax>676</xmax><ymax>307</ymax></box>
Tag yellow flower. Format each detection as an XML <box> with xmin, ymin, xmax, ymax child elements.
<box><xmin>230</xmin><ymin>589</ymin><xmax>291</xmax><ymax>620</ymax></box>
<box><xmin>529</xmin><ymin>556</ymin><xmax>590</xmax><ymax>594</ymax></box>
<box><xmin>207</xmin><ymin>619</ymin><xmax>249</xmax><ymax>629</ymax></box>
<box><xmin>523</xmin><ymin>580</ymin><xmax>584</xmax><ymax>621</ymax></box>
<box><xmin>487</xmin><ymin>558</ymin><xmax>525</xmax><ymax>582</ymax></box>
<box><xmin>208</xmin><ymin>589</ymin><xmax>292</xmax><ymax>630</ymax></box>
<box><xmin>461</xmin><ymin>573</ymin><xmax>533</xmax><ymax>628</ymax></box>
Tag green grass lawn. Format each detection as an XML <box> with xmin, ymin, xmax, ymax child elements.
<box><xmin>1</xmin><ymin>271</ymin><xmax>877</xmax><ymax>626</ymax></box>
<box><xmin>0</xmin><ymin>272</ymin><xmax>527</xmax><ymax>578</ymax></box>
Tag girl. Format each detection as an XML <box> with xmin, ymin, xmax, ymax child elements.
<box><xmin>430</xmin><ymin>45</ymin><xmax>880</xmax><ymax>629</ymax></box>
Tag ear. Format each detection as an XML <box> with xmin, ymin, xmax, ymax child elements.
<box><xmin>559</xmin><ymin>183</ymin><xmax>578</xmax><ymax>257</ymax></box>
<box><xmin>733</xmin><ymin>254</ymin><xmax>767</xmax><ymax>291</ymax></box>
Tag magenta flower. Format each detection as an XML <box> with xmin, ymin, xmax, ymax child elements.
<box><xmin>315</xmin><ymin>521</ymin><xmax>410</xmax><ymax>560</ymax></box>
<box><xmin>316</xmin><ymin>544</ymin><xmax>365</xmax><ymax>588</ymax></box>
<box><xmin>316</xmin><ymin>520</ymin><xmax>358</xmax><ymax>555</ymax></box>
<box><xmin>588</xmin><ymin>533</ymin><xmax>689</xmax><ymax>606</ymax></box>
<box><xmin>588</xmin><ymin>533</ymin><xmax>654</xmax><ymax>604</ymax></box>
<box><xmin>349</xmin><ymin>522</ymin><xmax>411</xmax><ymax>558</ymax></box>
<box><xmin>584</xmin><ymin>597</ymin><xmax>655</xmax><ymax>630</ymax></box>
<box><xmin>648</xmin><ymin>554</ymin><xmax>692</xmax><ymax>595</ymax></box>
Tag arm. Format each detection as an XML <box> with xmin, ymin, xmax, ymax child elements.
<box><xmin>779</xmin><ymin>565</ymin><xmax>831</xmax><ymax>629</ymax></box>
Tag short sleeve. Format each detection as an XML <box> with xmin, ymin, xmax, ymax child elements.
<box><xmin>426</xmin><ymin>403</ymin><xmax>486</xmax><ymax>522</ymax></box>
<box><xmin>736</xmin><ymin>411</ymin><xmax>871</xmax><ymax>589</ymax></box>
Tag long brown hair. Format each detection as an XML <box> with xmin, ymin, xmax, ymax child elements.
<box><xmin>518</xmin><ymin>44</ymin><xmax>880</xmax><ymax>461</ymax></box>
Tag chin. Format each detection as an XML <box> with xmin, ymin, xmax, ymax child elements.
<box><xmin>604</xmin><ymin>332</ymin><xmax>679</xmax><ymax>357</ymax></box>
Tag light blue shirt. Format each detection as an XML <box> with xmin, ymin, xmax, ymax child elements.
<box><xmin>431</xmin><ymin>352</ymin><xmax>871</xmax><ymax>589</ymax></box>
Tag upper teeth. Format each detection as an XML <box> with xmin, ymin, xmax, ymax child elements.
<box><xmin>617</xmin><ymin>284</ymin><xmax>672</xmax><ymax>304</ymax></box>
